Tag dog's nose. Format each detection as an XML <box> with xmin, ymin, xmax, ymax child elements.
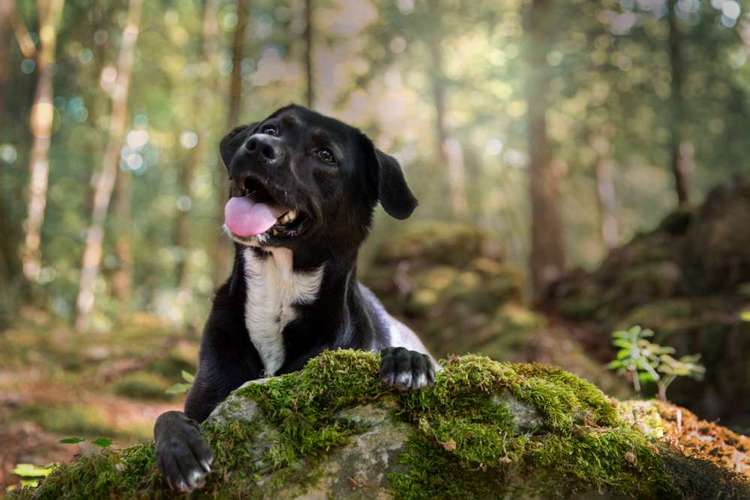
<box><xmin>245</xmin><ymin>135</ymin><xmax>283</xmax><ymax>165</ymax></box>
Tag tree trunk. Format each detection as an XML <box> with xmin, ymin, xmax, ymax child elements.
<box><xmin>427</xmin><ymin>24</ymin><xmax>468</xmax><ymax>219</ymax></box>
<box><xmin>211</xmin><ymin>0</ymin><xmax>249</xmax><ymax>287</ymax></box>
<box><xmin>0</xmin><ymin>1</ymin><xmax>17</xmax><ymax>284</ymax></box>
<box><xmin>0</xmin><ymin>0</ymin><xmax>14</xmax><ymax>120</ymax></box>
<box><xmin>75</xmin><ymin>0</ymin><xmax>142</xmax><ymax>331</ymax></box>
<box><xmin>175</xmin><ymin>0</ymin><xmax>219</xmax><ymax>290</ymax></box>
<box><xmin>19</xmin><ymin>0</ymin><xmax>64</xmax><ymax>284</ymax></box>
<box><xmin>667</xmin><ymin>0</ymin><xmax>690</xmax><ymax>206</ymax></box>
<box><xmin>524</xmin><ymin>0</ymin><xmax>565</xmax><ymax>299</ymax></box>
<box><xmin>591</xmin><ymin>135</ymin><xmax>619</xmax><ymax>250</ymax></box>
<box><xmin>111</xmin><ymin>167</ymin><xmax>132</xmax><ymax>300</ymax></box>
<box><xmin>303</xmin><ymin>0</ymin><xmax>314</xmax><ymax>107</ymax></box>
<box><xmin>174</xmin><ymin>147</ymin><xmax>196</xmax><ymax>289</ymax></box>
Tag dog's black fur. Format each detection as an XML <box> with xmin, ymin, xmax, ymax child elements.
<box><xmin>154</xmin><ymin>105</ymin><xmax>435</xmax><ymax>492</ymax></box>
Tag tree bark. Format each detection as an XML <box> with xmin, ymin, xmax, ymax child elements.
<box><xmin>427</xmin><ymin>19</ymin><xmax>468</xmax><ymax>219</ymax></box>
<box><xmin>75</xmin><ymin>0</ymin><xmax>142</xmax><ymax>331</ymax></box>
<box><xmin>303</xmin><ymin>0</ymin><xmax>314</xmax><ymax>107</ymax></box>
<box><xmin>524</xmin><ymin>0</ymin><xmax>565</xmax><ymax>299</ymax></box>
<box><xmin>175</xmin><ymin>0</ymin><xmax>219</xmax><ymax>290</ymax></box>
<box><xmin>211</xmin><ymin>0</ymin><xmax>249</xmax><ymax>287</ymax></box>
<box><xmin>667</xmin><ymin>0</ymin><xmax>690</xmax><ymax>206</ymax></box>
<box><xmin>19</xmin><ymin>0</ymin><xmax>64</xmax><ymax>284</ymax></box>
<box><xmin>0</xmin><ymin>1</ymin><xmax>16</xmax><ymax>284</ymax></box>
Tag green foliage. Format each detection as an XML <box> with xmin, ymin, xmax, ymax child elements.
<box><xmin>9</xmin><ymin>464</ymin><xmax>56</xmax><ymax>491</ymax></box>
<box><xmin>608</xmin><ymin>326</ymin><xmax>705</xmax><ymax>401</ymax></box>
<box><xmin>58</xmin><ymin>437</ymin><xmax>85</xmax><ymax>445</ymax></box>
<box><xmin>92</xmin><ymin>438</ymin><xmax>113</xmax><ymax>449</ymax></box>
<box><xmin>164</xmin><ymin>369</ymin><xmax>195</xmax><ymax>395</ymax></box>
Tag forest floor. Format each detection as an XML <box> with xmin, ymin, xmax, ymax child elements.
<box><xmin>0</xmin><ymin>308</ymin><xmax>198</xmax><ymax>491</ymax></box>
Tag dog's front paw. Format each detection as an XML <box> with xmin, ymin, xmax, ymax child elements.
<box><xmin>154</xmin><ymin>411</ymin><xmax>214</xmax><ymax>493</ymax></box>
<box><xmin>379</xmin><ymin>347</ymin><xmax>435</xmax><ymax>391</ymax></box>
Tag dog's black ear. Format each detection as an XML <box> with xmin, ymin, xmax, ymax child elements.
<box><xmin>219</xmin><ymin>122</ymin><xmax>259</xmax><ymax>168</ymax></box>
<box><xmin>374</xmin><ymin>149</ymin><xmax>418</xmax><ymax>220</ymax></box>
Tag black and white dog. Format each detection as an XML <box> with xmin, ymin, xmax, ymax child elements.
<box><xmin>154</xmin><ymin>105</ymin><xmax>436</xmax><ymax>492</ymax></box>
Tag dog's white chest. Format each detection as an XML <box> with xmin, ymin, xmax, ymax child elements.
<box><xmin>242</xmin><ymin>248</ymin><xmax>323</xmax><ymax>376</ymax></box>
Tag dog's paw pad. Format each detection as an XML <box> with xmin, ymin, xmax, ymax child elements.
<box><xmin>380</xmin><ymin>347</ymin><xmax>435</xmax><ymax>391</ymax></box>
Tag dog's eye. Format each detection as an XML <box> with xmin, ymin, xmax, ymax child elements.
<box><xmin>315</xmin><ymin>147</ymin><xmax>336</xmax><ymax>165</ymax></box>
<box><xmin>261</xmin><ymin>125</ymin><xmax>279</xmax><ymax>136</ymax></box>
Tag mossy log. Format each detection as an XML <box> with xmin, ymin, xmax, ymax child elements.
<box><xmin>13</xmin><ymin>351</ymin><xmax>749</xmax><ymax>499</ymax></box>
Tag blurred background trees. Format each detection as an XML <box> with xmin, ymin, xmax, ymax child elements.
<box><xmin>0</xmin><ymin>0</ymin><xmax>748</xmax><ymax>328</ymax></box>
<box><xmin>1</xmin><ymin>0</ymin><xmax>749</xmax><ymax>328</ymax></box>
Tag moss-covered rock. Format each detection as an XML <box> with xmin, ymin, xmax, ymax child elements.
<box><xmin>14</xmin><ymin>351</ymin><xmax>750</xmax><ymax>499</ymax></box>
<box><xmin>548</xmin><ymin>176</ymin><xmax>750</xmax><ymax>420</ymax></box>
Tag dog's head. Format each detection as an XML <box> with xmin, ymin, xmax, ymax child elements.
<box><xmin>219</xmin><ymin>104</ymin><xmax>417</xmax><ymax>262</ymax></box>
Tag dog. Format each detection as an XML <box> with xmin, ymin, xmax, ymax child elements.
<box><xmin>154</xmin><ymin>104</ymin><xmax>436</xmax><ymax>492</ymax></box>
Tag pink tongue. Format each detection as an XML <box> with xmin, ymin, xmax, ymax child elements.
<box><xmin>224</xmin><ymin>197</ymin><xmax>279</xmax><ymax>237</ymax></box>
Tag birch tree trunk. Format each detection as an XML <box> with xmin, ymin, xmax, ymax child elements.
<box><xmin>524</xmin><ymin>0</ymin><xmax>565</xmax><ymax>299</ymax></box>
<box><xmin>212</xmin><ymin>0</ymin><xmax>249</xmax><ymax>287</ymax></box>
<box><xmin>303</xmin><ymin>0</ymin><xmax>314</xmax><ymax>107</ymax></box>
<box><xmin>75</xmin><ymin>0</ymin><xmax>142</xmax><ymax>331</ymax></box>
<box><xmin>20</xmin><ymin>0</ymin><xmax>64</xmax><ymax>283</ymax></box>
<box><xmin>427</xmin><ymin>18</ymin><xmax>468</xmax><ymax>219</ymax></box>
<box><xmin>175</xmin><ymin>0</ymin><xmax>219</xmax><ymax>290</ymax></box>
<box><xmin>667</xmin><ymin>0</ymin><xmax>690</xmax><ymax>206</ymax></box>
<box><xmin>111</xmin><ymin>164</ymin><xmax>132</xmax><ymax>300</ymax></box>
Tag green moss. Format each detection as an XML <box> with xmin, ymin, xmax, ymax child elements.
<box><xmin>236</xmin><ymin>349</ymin><xmax>384</xmax><ymax>466</ymax></box>
<box><xmin>392</xmin><ymin>355</ymin><xmax>672</xmax><ymax>497</ymax></box>
<box><xmin>13</xmin><ymin>350</ymin><xmax>750</xmax><ymax>499</ymax></box>
<box><xmin>27</xmin><ymin>444</ymin><xmax>161</xmax><ymax>500</ymax></box>
<box><xmin>388</xmin><ymin>436</ymin><xmax>510</xmax><ymax>499</ymax></box>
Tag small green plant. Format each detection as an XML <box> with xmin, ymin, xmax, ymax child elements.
<box><xmin>60</xmin><ymin>436</ymin><xmax>113</xmax><ymax>448</ymax></box>
<box><xmin>165</xmin><ymin>370</ymin><xmax>195</xmax><ymax>395</ymax></box>
<box><xmin>8</xmin><ymin>463</ymin><xmax>56</xmax><ymax>491</ymax></box>
<box><xmin>608</xmin><ymin>325</ymin><xmax>705</xmax><ymax>401</ymax></box>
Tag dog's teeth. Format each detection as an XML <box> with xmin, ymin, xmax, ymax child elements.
<box><xmin>279</xmin><ymin>210</ymin><xmax>297</xmax><ymax>225</ymax></box>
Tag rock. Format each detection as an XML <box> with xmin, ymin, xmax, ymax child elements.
<box><xmin>548</xmin><ymin>176</ymin><xmax>750</xmax><ymax>420</ymax></box>
<box><xmin>683</xmin><ymin>179</ymin><xmax>750</xmax><ymax>292</ymax></box>
<box><xmin>14</xmin><ymin>351</ymin><xmax>750</xmax><ymax>499</ymax></box>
